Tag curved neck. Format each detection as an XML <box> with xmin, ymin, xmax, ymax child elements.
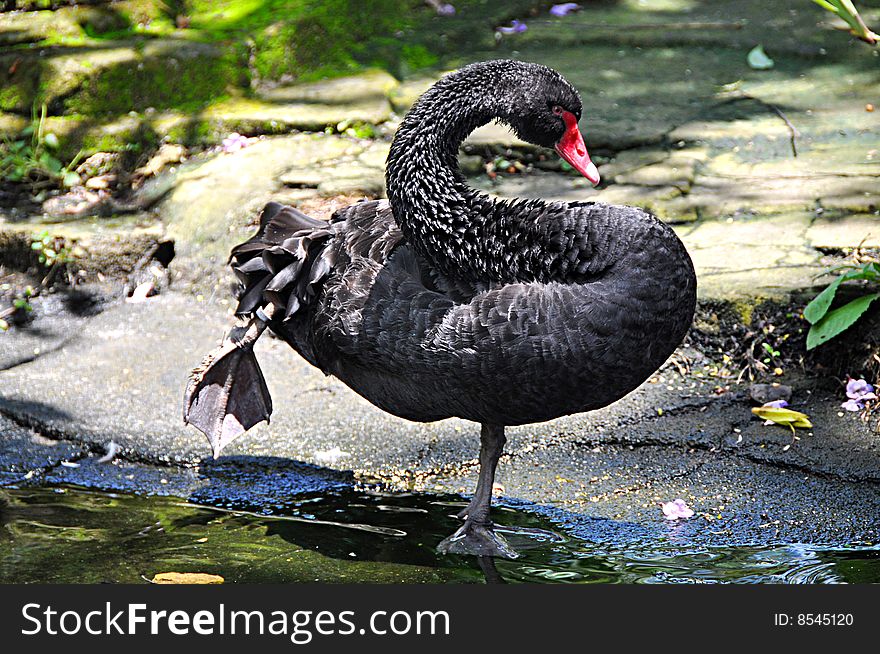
<box><xmin>386</xmin><ymin>73</ymin><xmax>539</xmax><ymax>283</ymax></box>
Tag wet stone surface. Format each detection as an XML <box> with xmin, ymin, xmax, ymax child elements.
<box><xmin>0</xmin><ymin>292</ymin><xmax>878</xmax><ymax>555</ymax></box>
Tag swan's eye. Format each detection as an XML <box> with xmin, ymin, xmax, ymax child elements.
<box><xmin>551</xmin><ymin>105</ymin><xmax>564</xmax><ymax>116</ymax></box>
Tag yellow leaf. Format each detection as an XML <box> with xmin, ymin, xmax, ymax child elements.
<box><xmin>751</xmin><ymin>406</ymin><xmax>812</xmax><ymax>430</ymax></box>
<box><xmin>151</xmin><ymin>572</ymin><xmax>224</xmax><ymax>585</ymax></box>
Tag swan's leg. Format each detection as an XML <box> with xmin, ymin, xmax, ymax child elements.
<box><xmin>455</xmin><ymin>424</ymin><xmax>504</xmax><ymax>522</ymax></box>
<box><xmin>437</xmin><ymin>424</ymin><xmax>518</xmax><ymax>559</ymax></box>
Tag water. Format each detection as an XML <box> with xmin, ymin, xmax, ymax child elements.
<box><xmin>2</xmin><ymin>486</ymin><xmax>878</xmax><ymax>584</ymax></box>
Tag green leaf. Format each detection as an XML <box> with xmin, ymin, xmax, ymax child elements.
<box><xmin>806</xmin><ymin>263</ymin><xmax>879</xmax><ymax>324</ymax></box>
<box><xmin>806</xmin><ymin>293</ymin><xmax>879</xmax><ymax>349</ymax></box>
<box><xmin>62</xmin><ymin>170</ymin><xmax>81</xmax><ymax>188</ymax></box>
<box><xmin>39</xmin><ymin>153</ymin><xmax>62</xmax><ymax>175</ymax></box>
<box><xmin>811</xmin><ymin>0</ymin><xmax>837</xmax><ymax>12</ymax></box>
<box><xmin>843</xmin><ymin>264</ymin><xmax>878</xmax><ymax>282</ymax></box>
<box><xmin>804</xmin><ymin>276</ymin><xmax>842</xmax><ymax>323</ymax></box>
<box><xmin>747</xmin><ymin>45</ymin><xmax>774</xmax><ymax>70</ymax></box>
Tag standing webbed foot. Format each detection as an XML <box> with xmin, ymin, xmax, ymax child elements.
<box><xmin>437</xmin><ymin>521</ymin><xmax>519</xmax><ymax>559</ymax></box>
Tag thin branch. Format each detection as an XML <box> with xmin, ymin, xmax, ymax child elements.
<box><xmin>714</xmin><ymin>93</ymin><xmax>799</xmax><ymax>158</ymax></box>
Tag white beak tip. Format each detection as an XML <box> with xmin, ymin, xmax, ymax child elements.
<box><xmin>585</xmin><ymin>161</ymin><xmax>601</xmax><ymax>186</ymax></box>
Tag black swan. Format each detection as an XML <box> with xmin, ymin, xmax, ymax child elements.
<box><xmin>184</xmin><ymin>60</ymin><xmax>697</xmax><ymax>558</ymax></box>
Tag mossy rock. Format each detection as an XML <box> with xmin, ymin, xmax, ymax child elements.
<box><xmin>154</xmin><ymin>96</ymin><xmax>392</xmax><ymax>147</ymax></box>
<box><xmin>1</xmin><ymin>111</ymin><xmax>162</xmax><ymax>165</ymax></box>
<box><xmin>258</xmin><ymin>68</ymin><xmax>398</xmax><ymax>104</ymax></box>
<box><xmin>0</xmin><ymin>112</ymin><xmax>28</xmax><ymax>139</ymax></box>
<box><xmin>0</xmin><ymin>58</ymin><xmax>39</xmax><ymax>115</ymax></box>
<box><xmin>0</xmin><ymin>39</ymin><xmax>239</xmax><ymax>116</ymax></box>
<box><xmin>65</xmin><ymin>40</ymin><xmax>239</xmax><ymax>116</ymax></box>
<box><xmin>0</xmin><ymin>8</ymin><xmax>85</xmax><ymax>47</ymax></box>
<box><xmin>36</xmin><ymin>114</ymin><xmax>160</xmax><ymax>161</ymax></box>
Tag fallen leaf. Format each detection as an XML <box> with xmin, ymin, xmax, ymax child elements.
<box><xmin>751</xmin><ymin>406</ymin><xmax>812</xmax><ymax>433</ymax></box>
<box><xmin>151</xmin><ymin>572</ymin><xmax>224</xmax><ymax>585</ymax></box>
<box><xmin>747</xmin><ymin>44</ymin><xmax>774</xmax><ymax>70</ymax></box>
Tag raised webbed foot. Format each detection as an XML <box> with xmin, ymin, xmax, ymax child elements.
<box><xmin>437</xmin><ymin>521</ymin><xmax>519</xmax><ymax>559</ymax></box>
<box><xmin>184</xmin><ymin>310</ymin><xmax>274</xmax><ymax>457</ymax></box>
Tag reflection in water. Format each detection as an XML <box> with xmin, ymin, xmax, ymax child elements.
<box><xmin>1</xmin><ymin>487</ymin><xmax>878</xmax><ymax>584</ymax></box>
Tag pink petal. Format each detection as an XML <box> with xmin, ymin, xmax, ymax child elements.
<box><xmin>661</xmin><ymin>499</ymin><xmax>694</xmax><ymax>520</ymax></box>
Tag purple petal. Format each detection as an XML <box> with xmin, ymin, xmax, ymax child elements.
<box><xmin>497</xmin><ymin>19</ymin><xmax>527</xmax><ymax>34</ymax></box>
<box><xmin>846</xmin><ymin>378</ymin><xmax>871</xmax><ymax>399</ymax></box>
<box><xmin>550</xmin><ymin>3</ymin><xmax>581</xmax><ymax>16</ymax></box>
<box><xmin>426</xmin><ymin>0</ymin><xmax>455</xmax><ymax>15</ymax></box>
<box><xmin>841</xmin><ymin>398</ymin><xmax>864</xmax><ymax>412</ymax></box>
<box><xmin>763</xmin><ymin>400</ymin><xmax>789</xmax><ymax>408</ymax></box>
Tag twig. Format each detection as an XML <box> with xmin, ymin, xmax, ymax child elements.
<box><xmin>769</xmin><ymin>104</ymin><xmax>799</xmax><ymax>158</ymax></box>
<box><xmin>40</xmin><ymin>259</ymin><xmax>60</xmax><ymax>289</ymax></box>
<box><xmin>713</xmin><ymin>93</ymin><xmax>800</xmax><ymax>158</ymax></box>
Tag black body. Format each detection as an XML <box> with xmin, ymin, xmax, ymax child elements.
<box><xmin>185</xmin><ymin>60</ymin><xmax>697</xmax><ymax>557</ymax></box>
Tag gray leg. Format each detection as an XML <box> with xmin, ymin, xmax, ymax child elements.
<box><xmin>437</xmin><ymin>424</ymin><xmax>518</xmax><ymax>559</ymax></box>
<box><xmin>456</xmin><ymin>423</ymin><xmax>505</xmax><ymax>521</ymax></box>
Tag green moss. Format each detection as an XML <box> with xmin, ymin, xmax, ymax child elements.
<box><xmin>732</xmin><ymin>298</ymin><xmax>762</xmax><ymax>326</ymax></box>
<box><xmin>185</xmin><ymin>1</ymin><xmax>427</xmax><ymax>84</ymax></box>
<box><xmin>58</xmin><ymin>44</ymin><xmax>239</xmax><ymax>116</ymax></box>
<box><xmin>30</xmin><ymin>114</ymin><xmax>161</xmax><ymax>161</ymax></box>
<box><xmin>78</xmin><ymin>8</ymin><xmax>132</xmax><ymax>37</ymax></box>
<box><xmin>400</xmin><ymin>43</ymin><xmax>439</xmax><ymax>71</ymax></box>
<box><xmin>0</xmin><ymin>85</ymin><xmax>27</xmax><ymax>115</ymax></box>
<box><xmin>80</xmin><ymin>126</ymin><xmax>158</xmax><ymax>158</ymax></box>
<box><xmin>159</xmin><ymin>116</ymin><xmax>228</xmax><ymax>147</ymax></box>
<box><xmin>0</xmin><ymin>53</ymin><xmax>42</xmax><ymax>114</ymax></box>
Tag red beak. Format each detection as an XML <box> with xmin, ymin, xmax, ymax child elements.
<box><xmin>555</xmin><ymin>111</ymin><xmax>600</xmax><ymax>186</ymax></box>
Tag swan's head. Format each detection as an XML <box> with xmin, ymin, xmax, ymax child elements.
<box><xmin>498</xmin><ymin>62</ymin><xmax>600</xmax><ymax>186</ymax></box>
<box><xmin>398</xmin><ymin>60</ymin><xmax>600</xmax><ymax>186</ymax></box>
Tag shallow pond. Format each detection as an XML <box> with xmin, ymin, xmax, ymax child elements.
<box><xmin>2</xmin><ymin>486</ymin><xmax>878</xmax><ymax>584</ymax></box>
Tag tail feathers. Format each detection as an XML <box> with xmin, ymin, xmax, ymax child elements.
<box><xmin>233</xmin><ymin>203</ymin><xmax>325</xmax><ymax>256</ymax></box>
<box><xmin>230</xmin><ymin>202</ymin><xmax>337</xmax><ymax>323</ymax></box>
